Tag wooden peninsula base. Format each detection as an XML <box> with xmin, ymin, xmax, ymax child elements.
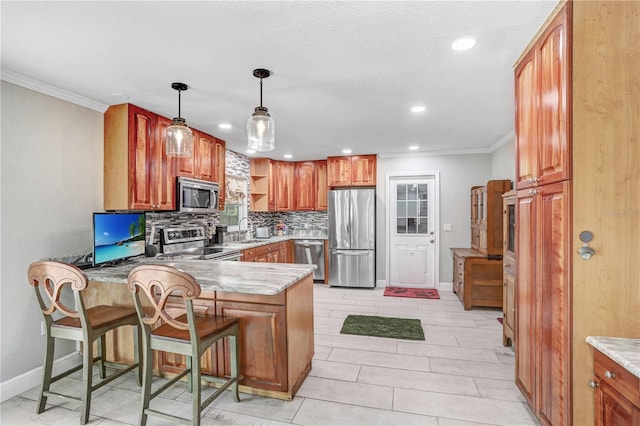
<box><xmin>83</xmin><ymin>261</ymin><xmax>315</xmax><ymax>400</ymax></box>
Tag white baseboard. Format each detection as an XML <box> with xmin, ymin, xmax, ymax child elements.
<box><xmin>0</xmin><ymin>351</ymin><xmax>81</xmax><ymax>403</ymax></box>
<box><xmin>439</xmin><ymin>281</ymin><xmax>453</xmax><ymax>292</ymax></box>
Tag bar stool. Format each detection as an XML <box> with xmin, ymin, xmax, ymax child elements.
<box><xmin>127</xmin><ymin>264</ymin><xmax>240</xmax><ymax>426</ymax></box>
<box><xmin>27</xmin><ymin>260</ymin><xmax>141</xmax><ymax>425</ymax></box>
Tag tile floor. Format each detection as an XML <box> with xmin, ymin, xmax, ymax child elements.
<box><xmin>1</xmin><ymin>285</ymin><xmax>538</xmax><ymax>425</ymax></box>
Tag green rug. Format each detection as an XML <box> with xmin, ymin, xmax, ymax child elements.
<box><xmin>340</xmin><ymin>315</ymin><xmax>425</xmax><ymax>341</ymax></box>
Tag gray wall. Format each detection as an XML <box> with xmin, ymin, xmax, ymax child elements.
<box><xmin>376</xmin><ymin>154</ymin><xmax>492</xmax><ymax>284</ymax></box>
<box><xmin>491</xmin><ymin>136</ymin><xmax>515</xmax><ymax>183</ymax></box>
<box><xmin>0</xmin><ymin>81</ymin><xmax>104</xmax><ymax>382</ymax></box>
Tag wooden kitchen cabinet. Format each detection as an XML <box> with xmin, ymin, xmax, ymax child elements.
<box><xmin>176</xmin><ymin>129</ymin><xmax>218</xmax><ymax>182</ymax></box>
<box><xmin>214</xmin><ymin>139</ymin><xmax>226</xmax><ymax>210</ymax></box>
<box><xmin>276</xmin><ymin>161</ymin><xmax>294</xmax><ymax>211</ymax></box>
<box><xmin>327</xmin><ymin>155</ymin><xmax>376</xmax><ymax>187</ymax></box>
<box><xmin>509</xmin><ymin>2</ymin><xmax>640</xmax><ymax>424</ymax></box>
<box><xmin>502</xmin><ymin>190</ymin><xmax>516</xmax><ymax>347</ymax></box>
<box><xmin>294</xmin><ymin>161</ymin><xmax>315</xmax><ymax>211</ymax></box>
<box><xmin>314</xmin><ymin>160</ymin><xmax>328</xmax><ymax>211</ymax></box>
<box><xmin>104</xmin><ymin>103</ymin><xmax>175</xmax><ymax>211</ymax></box>
<box><xmin>591</xmin><ymin>350</ymin><xmax>640</xmax><ymax>426</ymax></box>
<box><xmin>241</xmin><ymin>242</ymin><xmax>288</xmax><ymax>264</ymax></box>
<box><xmin>451</xmin><ymin>248</ymin><xmax>503</xmax><ymax>311</ymax></box>
<box><xmin>249</xmin><ymin>158</ymin><xmax>273</xmax><ymax>212</ymax></box>
<box><xmin>515</xmin><ymin>6</ymin><xmax>570</xmax><ymax>190</ymax></box>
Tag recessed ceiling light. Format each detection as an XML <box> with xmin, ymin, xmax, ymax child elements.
<box><xmin>283</xmin><ymin>154</ymin><xmax>293</xmax><ymax>159</ymax></box>
<box><xmin>218</xmin><ymin>123</ymin><xmax>232</xmax><ymax>129</ymax></box>
<box><xmin>246</xmin><ymin>149</ymin><xmax>256</xmax><ymax>154</ymax></box>
<box><xmin>342</xmin><ymin>149</ymin><xmax>352</xmax><ymax>154</ymax></box>
<box><xmin>451</xmin><ymin>37</ymin><xmax>477</xmax><ymax>51</ymax></box>
<box><xmin>409</xmin><ymin>145</ymin><xmax>419</xmax><ymax>150</ymax></box>
<box><xmin>411</xmin><ymin>106</ymin><xmax>427</xmax><ymax>113</ymax></box>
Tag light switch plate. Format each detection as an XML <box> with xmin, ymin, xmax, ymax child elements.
<box><xmin>443</xmin><ymin>223</ymin><xmax>452</xmax><ymax>232</ymax></box>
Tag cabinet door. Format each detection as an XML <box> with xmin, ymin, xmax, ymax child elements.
<box><xmin>327</xmin><ymin>156</ymin><xmax>352</xmax><ymax>187</ymax></box>
<box><xmin>176</xmin><ymin>130</ymin><xmax>216</xmax><ymax>182</ymax></box>
<box><xmin>294</xmin><ymin>161</ymin><xmax>315</xmax><ymax>211</ymax></box>
<box><xmin>276</xmin><ymin>161</ymin><xmax>294</xmax><ymax>211</ymax></box>
<box><xmin>128</xmin><ymin>105</ymin><xmax>156</xmax><ymax>210</ymax></box>
<box><xmin>597</xmin><ymin>382</ymin><xmax>640</xmax><ymax>426</ymax></box>
<box><xmin>351</xmin><ymin>155</ymin><xmax>376</xmax><ymax>186</ymax></box>
<box><xmin>314</xmin><ymin>160</ymin><xmax>328</xmax><ymax>211</ymax></box>
<box><xmin>503</xmin><ymin>271</ymin><xmax>516</xmax><ymax>346</ymax></box>
<box><xmin>268</xmin><ymin>159</ymin><xmax>277</xmax><ymax>211</ymax></box>
<box><xmin>154</xmin><ymin>116</ymin><xmax>176</xmax><ymax>210</ymax></box>
<box><xmin>537</xmin><ymin>10</ymin><xmax>570</xmax><ymax>187</ymax></box>
<box><xmin>216</xmin><ymin>300</ymin><xmax>287</xmax><ymax>391</ymax></box>
<box><xmin>537</xmin><ymin>181</ymin><xmax>571</xmax><ymax>426</ymax></box>
<box><xmin>515</xmin><ymin>49</ymin><xmax>539</xmax><ymax>190</ymax></box>
<box><xmin>515</xmin><ymin>190</ymin><xmax>536</xmax><ymax>406</ymax></box>
<box><xmin>214</xmin><ymin>139</ymin><xmax>226</xmax><ymax>210</ymax></box>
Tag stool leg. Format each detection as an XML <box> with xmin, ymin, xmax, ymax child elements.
<box><xmin>139</xmin><ymin>332</ymin><xmax>153</xmax><ymax>426</ymax></box>
<box><xmin>133</xmin><ymin>324</ymin><xmax>142</xmax><ymax>386</ymax></box>
<box><xmin>229</xmin><ymin>335</ymin><xmax>239</xmax><ymax>403</ymax></box>
<box><xmin>191</xmin><ymin>351</ymin><xmax>201</xmax><ymax>426</ymax></box>
<box><xmin>186</xmin><ymin>356</ymin><xmax>193</xmax><ymax>393</ymax></box>
<box><xmin>37</xmin><ymin>334</ymin><xmax>55</xmax><ymax>414</ymax></box>
<box><xmin>97</xmin><ymin>335</ymin><xmax>107</xmax><ymax>379</ymax></box>
<box><xmin>80</xmin><ymin>341</ymin><xmax>94</xmax><ymax>425</ymax></box>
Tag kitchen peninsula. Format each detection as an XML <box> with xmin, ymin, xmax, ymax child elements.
<box><xmin>83</xmin><ymin>260</ymin><xmax>316</xmax><ymax>400</ymax></box>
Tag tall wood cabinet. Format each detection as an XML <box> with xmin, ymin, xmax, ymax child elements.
<box><xmin>513</xmin><ymin>2</ymin><xmax>640</xmax><ymax>425</ymax></box>
<box><xmin>471</xmin><ymin>180</ymin><xmax>512</xmax><ymax>255</ymax></box>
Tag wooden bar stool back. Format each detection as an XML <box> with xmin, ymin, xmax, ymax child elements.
<box><xmin>27</xmin><ymin>260</ymin><xmax>141</xmax><ymax>425</ymax></box>
<box><xmin>127</xmin><ymin>264</ymin><xmax>240</xmax><ymax>426</ymax></box>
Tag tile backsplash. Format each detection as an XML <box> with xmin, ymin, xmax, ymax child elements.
<box><xmin>146</xmin><ymin>149</ymin><xmax>328</xmax><ymax>245</ymax></box>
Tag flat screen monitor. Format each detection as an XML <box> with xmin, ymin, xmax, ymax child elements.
<box><xmin>92</xmin><ymin>212</ymin><xmax>146</xmax><ymax>266</ymax></box>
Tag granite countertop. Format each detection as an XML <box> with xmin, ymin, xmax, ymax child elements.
<box><xmin>586</xmin><ymin>336</ymin><xmax>640</xmax><ymax>378</ymax></box>
<box><xmin>84</xmin><ymin>259</ymin><xmax>316</xmax><ymax>296</ymax></box>
<box><xmin>219</xmin><ymin>234</ymin><xmax>327</xmax><ymax>251</ymax></box>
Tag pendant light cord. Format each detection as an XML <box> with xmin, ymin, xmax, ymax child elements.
<box><xmin>177</xmin><ymin>89</ymin><xmax>182</xmax><ymax>118</ymax></box>
<box><xmin>259</xmin><ymin>79</ymin><xmax>263</xmax><ymax>108</ymax></box>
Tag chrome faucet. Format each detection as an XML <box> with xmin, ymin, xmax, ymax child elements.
<box><xmin>238</xmin><ymin>216</ymin><xmax>252</xmax><ymax>239</ymax></box>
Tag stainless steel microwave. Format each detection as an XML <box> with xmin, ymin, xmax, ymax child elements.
<box><xmin>177</xmin><ymin>177</ymin><xmax>219</xmax><ymax>213</ymax></box>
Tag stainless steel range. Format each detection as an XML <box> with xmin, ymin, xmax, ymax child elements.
<box><xmin>159</xmin><ymin>225</ymin><xmax>242</xmax><ymax>261</ymax></box>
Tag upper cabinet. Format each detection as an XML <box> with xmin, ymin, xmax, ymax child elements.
<box><xmin>250</xmin><ymin>158</ymin><xmax>327</xmax><ymax>212</ymax></box>
<box><xmin>470</xmin><ymin>180</ymin><xmax>512</xmax><ymax>255</ymax></box>
<box><xmin>314</xmin><ymin>160</ymin><xmax>328</xmax><ymax>211</ymax></box>
<box><xmin>104</xmin><ymin>104</ymin><xmax>175</xmax><ymax>211</ymax></box>
<box><xmin>327</xmin><ymin>155</ymin><xmax>377</xmax><ymax>187</ymax></box>
<box><xmin>515</xmin><ymin>9</ymin><xmax>570</xmax><ymax>190</ymax></box>
<box><xmin>294</xmin><ymin>161</ymin><xmax>315</xmax><ymax>211</ymax></box>
<box><xmin>275</xmin><ymin>161</ymin><xmax>294</xmax><ymax>211</ymax></box>
<box><xmin>104</xmin><ymin>103</ymin><xmax>226</xmax><ymax>211</ymax></box>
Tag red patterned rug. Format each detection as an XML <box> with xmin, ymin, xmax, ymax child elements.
<box><xmin>384</xmin><ymin>287</ymin><xmax>440</xmax><ymax>299</ymax></box>
<box><xmin>497</xmin><ymin>317</ymin><xmax>504</xmax><ymax>325</ymax></box>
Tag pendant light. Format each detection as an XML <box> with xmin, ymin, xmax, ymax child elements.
<box><xmin>165</xmin><ymin>82</ymin><xmax>193</xmax><ymax>157</ymax></box>
<box><xmin>247</xmin><ymin>68</ymin><xmax>275</xmax><ymax>152</ymax></box>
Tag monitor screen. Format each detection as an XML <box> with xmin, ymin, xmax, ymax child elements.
<box><xmin>93</xmin><ymin>212</ymin><xmax>146</xmax><ymax>266</ymax></box>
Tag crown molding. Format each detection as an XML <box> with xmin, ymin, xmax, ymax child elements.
<box><xmin>488</xmin><ymin>129</ymin><xmax>515</xmax><ymax>152</ymax></box>
<box><xmin>1</xmin><ymin>69</ymin><xmax>108</xmax><ymax>113</ymax></box>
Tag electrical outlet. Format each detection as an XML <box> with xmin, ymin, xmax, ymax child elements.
<box><xmin>41</xmin><ymin>321</ymin><xmax>45</xmax><ymax>336</ymax></box>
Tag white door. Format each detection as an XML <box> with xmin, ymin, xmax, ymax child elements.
<box><xmin>389</xmin><ymin>176</ymin><xmax>437</xmax><ymax>287</ymax></box>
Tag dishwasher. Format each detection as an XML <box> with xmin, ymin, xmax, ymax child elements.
<box><xmin>294</xmin><ymin>239</ymin><xmax>325</xmax><ymax>281</ymax></box>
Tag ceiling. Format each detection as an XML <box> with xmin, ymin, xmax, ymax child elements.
<box><xmin>1</xmin><ymin>1</ymin><xmax>556</xmax><ymax>161</ymax></box>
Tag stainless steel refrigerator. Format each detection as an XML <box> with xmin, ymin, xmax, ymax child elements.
<box><xmin>328</xmin><ymin>188</ymin><xmax>376</xmax><ymax>287</ymax></box>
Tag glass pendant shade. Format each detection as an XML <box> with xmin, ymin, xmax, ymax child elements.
<box><xmin>166</xmin><ymin>117</ymin><xmax>193</xmax><ymax>157</ymax></box>
<box><xmin>247</xmin><ymin>107</ymin><xmax>275</xmax><ymax>152</ymax></box>
<box><xmin>165</xmin><ymin>82</ymin><xmax>193</xmax><ymax>157</ymax></box>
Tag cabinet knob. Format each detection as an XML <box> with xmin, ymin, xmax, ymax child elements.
<box><xmin>588</xmin><ymin>380</ymin><xmax>599</xmax><ymax>389</ymax></box>
<box><xmin>529</xmin><ymin>189</ymin><xmax>538</xmax><ymax>196</ymax></box>
<box><xmin>604</xmin><ymin>370</ymin><xmax>616</xmax><ymax>379</ymax></box>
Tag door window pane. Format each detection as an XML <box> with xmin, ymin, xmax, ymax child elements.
<box><xmin>396</xmin><ymin>182</ymin><xmax>429</xmax><ymax>235</ymax></box>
